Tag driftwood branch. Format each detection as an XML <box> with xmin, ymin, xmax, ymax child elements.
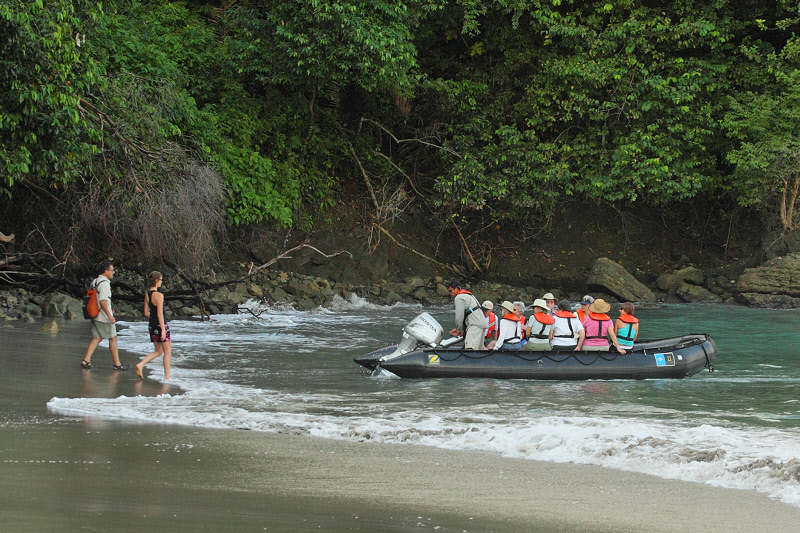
<box><xmin>359</xmin><ymin>117</ymin><xmax>462</xmax><ymax>158</ymax></box>
<box><xmin>162</xmin><ymin>258</ymin><xmax>211</xmax><ymax>320</ymax></box>
<box><xmin>157</xmin><ymin>242</ymin><xmax>351</xmax><ymax>316</ymax></box>
<box><xmin>376</xmin><ymin>225</ymin><xmax>466</xmax><ymax>278</ymax></box>
<box><xmin>451</xmin><ymin>218</ymin><xmax>483</xmax><ymax>274</ymax></box>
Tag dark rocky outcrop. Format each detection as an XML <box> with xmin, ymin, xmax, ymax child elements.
<box><xmin>737</xmin><ymin>253</ymin><xmax>800</xmax><ymax>296</ymax></box>
<box><xmin>735</xmin><ymin>253</ymin><xmax>800</xmax><ymax>307</ymax></box>
<box><xmin>587</xmin><ymin>257</ymin><xmax>656</xmax><ymax>303</ymax></box>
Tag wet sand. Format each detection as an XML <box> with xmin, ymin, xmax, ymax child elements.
<box><xmin>2</xmin><ymin>319</ymin><xmax>800</xmax><ymax>532</ymax></box>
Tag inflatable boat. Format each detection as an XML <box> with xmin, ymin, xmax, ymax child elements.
<box><xmin>354</xmin><ymin>313</ymin><xmax>716</xmax><ymax>380</ymax></box>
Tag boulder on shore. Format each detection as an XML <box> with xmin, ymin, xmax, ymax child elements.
<box><xmin>587</xmin><ymin>258</ymin><xmax>656</xmax><ymax>303</ymax></box>
<box><xmin>737</xmin><ymin>253</ymin><xmax>800</xmax><ymax>297</ymax></box>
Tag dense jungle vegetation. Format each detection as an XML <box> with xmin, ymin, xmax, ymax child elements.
<box><xmin>2</xmin><ymin>0</ymin><xmax>800</xmax><ymax>280</ymax></box>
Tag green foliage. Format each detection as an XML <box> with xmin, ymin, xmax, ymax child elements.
<box><xmin>723</xmin><ymin>35</ymin><xmax>800</xmax><ymax>230</ymax></box>
<box><xmin>5</xmin><ymin>0</ymin><xmax>800</xmax><ymax>248</ymax></box>
<box><xmin>0</xmin><ymin>0</ymin><xmax>105</xmax><ymax>193</ymax></box>
<box><xmin>231</xmin><ymin>0</ymin><xmax>420</xmax><ymax>97</ymax></box>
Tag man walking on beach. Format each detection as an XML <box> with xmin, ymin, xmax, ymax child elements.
<box><xmin>80</xmin><ymin>260</ymin><xmax>128</xmax><ymax>371</ymax></box>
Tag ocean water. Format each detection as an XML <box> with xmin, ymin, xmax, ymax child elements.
<box><xmin>48</xmin><ymin>297</ymin><xmax>800</xmax><ymax>506</ymax></box>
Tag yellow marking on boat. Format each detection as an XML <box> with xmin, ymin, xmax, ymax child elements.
<box><xmin>428</xmin><ymin>354</ymin><xmax>440</xmax><ymax>365</ymax></box>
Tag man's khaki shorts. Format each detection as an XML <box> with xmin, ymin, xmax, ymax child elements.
<box><xmin>91</xmin><ymin>320</ymin><xmax>117</xmax><ymax>339</ymax></box>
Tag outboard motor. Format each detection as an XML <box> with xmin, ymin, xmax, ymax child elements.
<box><xmin>381</xmin><ymin>312</ymin><xmax>444</xmax><ymax>364</ymax></box>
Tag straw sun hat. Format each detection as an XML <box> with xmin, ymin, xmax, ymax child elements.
<box><xmin>588</xmin><ymin>298</ymin><xmax>611</xmax><ymax>314</ymax></box>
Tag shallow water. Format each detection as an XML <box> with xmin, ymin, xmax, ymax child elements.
<box><xmin>47</xmin><ymin>298</ymin><xmax>800</xmax><ymax>507</ymax></box>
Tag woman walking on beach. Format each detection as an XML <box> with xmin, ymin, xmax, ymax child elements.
<box><xmin>136</xmin><ymin>271</ymin><xmax>171</xmax><ymax>379</ymax></box>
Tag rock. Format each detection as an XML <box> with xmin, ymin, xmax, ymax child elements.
<box><xmin>737</xmin><ymin>292</ymin><xmax>800</xmax><ymax>309</ymax></box>
<box><xmin>657</xmin><ymin>273</ymin><xmax>682</xmax><ymax>292</ymax></box>
<box><xmin>436</xmin><ymin>283</ymin><xmax>449</xmax><ymax>297</ymax></box>
<box><xmin>40</xmin><ymin>320</ymin><xmax>58</xmax><ymax>333</ymax></box>
<box><xmin>248</xmin><ymin>284</ymin><xmax>263</xmax><ymax>298</ymax></box>
<box><xmin>587</xmin><ymin>258</ymin><xmax>656</xmax><ymax>303</ymax></box>
<box><xmin>405</xmin><ymin>276</ymin><xmax>426</xmax><ymax>290</ymax></box>
<box><xmin>675</xmin><ymin>282</ymin><xmax>723</xmax><ymax>303</ymax></box>
<box><xmin>412</xmin><ymin>288</ymin><xmax>431</xmax><ymax>301</ymax></box>
<box><xmin>383</xmin><ymin>291</ymin><xmax>403</xmax><ymax>305</ymax></box>
<box><xmin>294</xmin><ymin>298</ymin><xmax>316</xmax><ymax>311</ymax></box>
<box><xmin>270</xmin><ymin>287</ymin><xmax>289</xmax><ymax>302</ymax></box>
<box><xmin>737</xmin><ymin>253</ymin><xmax>800</xmax><ymax>297</ymax></box>
<box><xmin>41</xmin><ymin>293</ymin><xmax>82</xmax><ymax>318</ymax></box>
<box><xmin>673</xmin><ymin>266</ymin><xmax>704</xmax><ymax>285</ymax></box>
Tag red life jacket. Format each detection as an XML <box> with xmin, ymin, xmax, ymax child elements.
<box><xmin>589</xmin><ymin>312</ymin><xmax>610</xmax><ymax>321</ymax></box>
<box><xmin>618</xmin><ymin>314</ymin><xmax>639</xmax><ymax>324</ymax></box>
<box><xmin>577</xmin><ymin>309</ymin><xmax>586</xmax><ymax>323</ymax></box>
<box><xmin>485</xmin><ymin>311</ymin><xmax>497</xmax><ymax>338</ymax></box>
<box><xmin>554</xmin><ymin>310</ymin><xmax>575</xmax><ymax>319</ymax></box>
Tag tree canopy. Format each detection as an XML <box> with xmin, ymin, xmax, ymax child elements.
<box><xmin>2</xmin><ymin>0</ymin><xmax>800</xmax><ymax>270</ymax></box>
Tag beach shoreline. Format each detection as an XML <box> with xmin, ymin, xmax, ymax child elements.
<box><xmin>2</xmin><ymin>319</ymin><xmax>800</xmax><ymax>532</ymax></box>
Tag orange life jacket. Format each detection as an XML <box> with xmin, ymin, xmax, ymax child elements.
<box><xmin>585</xmin><ymin>312</ymin><xmax>612</xmax><ymax>340</ymax></box>
<box><xmin>529</xmin><ymin>312</ymin><xmax>554</xmax><ymax>339</ymax></box>
<box><xmin>577</xmin><ymin>309</ymin><xmax>586</xmax><ymax>323</ymax></box>
<box><xmin>500</xmin><ymin>313</ymin><xmax>522</xmax><ymax>344</ymax></box>
<box><xmin>617</xmin><ymin>314</ymin><xmax>639</xmax><ymax>324</ymax></box>
<box><xmin>553</xmin><ymin>310</ymin><xmax>579</xmax><ymax>338</ymax></box>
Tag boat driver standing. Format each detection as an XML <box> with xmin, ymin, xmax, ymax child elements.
<box><xmin>446</xmin><ymin>280</ymin><xmax>487</xmax><ymax>350</ymax></box>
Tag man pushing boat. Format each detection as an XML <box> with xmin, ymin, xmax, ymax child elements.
<box><xmin>446</xmin><ymin>280</ymin><xmax>487</xmax><ymax>350</ymax></box>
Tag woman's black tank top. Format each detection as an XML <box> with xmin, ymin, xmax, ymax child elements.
<box><xmin>148</xmin><ymin>290</ymin><xmax>159</xmax><ymax>328</ymax></box>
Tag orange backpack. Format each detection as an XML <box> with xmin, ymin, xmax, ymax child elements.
<box><xmin>82</xmin><ymin>279</ymin><xmax>107</xmax><ymax>319</ymax></box>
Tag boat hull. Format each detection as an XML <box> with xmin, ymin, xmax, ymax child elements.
<box><xmin>355</xmin><ymin>334</ymin><xmax>716</xmax><ymax>380</ymax></box>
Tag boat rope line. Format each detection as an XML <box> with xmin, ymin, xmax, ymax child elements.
<box><xmin>427</xmin><ymin>350</ymin><xmax>620</xmax><ymax>366</ymax></box>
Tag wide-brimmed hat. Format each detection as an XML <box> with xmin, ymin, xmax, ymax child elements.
<box><xmin>581</xmin><ymin>295</ymin><xmax>595</xmax><ymax>306</ymax></box>
<box><xmin>542</xmin><ymin>292</ymin><xmax>556</xmax><ymax>301</ymax></box>
<box><xmin>589</xmin><ymin>298</ymin><xmax>611</xmax><ymax>314</ymax></box>
<box><xmin>481</xmin><ymin>300</ymin><xmax>494</xmax><ymax>311</ymax></box>
<box><xmin>532</xmin><ymin>298</ymin><xmax>549</xmax><ymax>311</ymax></box>
<box><xmin>500</xmin><ymin>300</ymin><xmax>516</xmax><ymax>313</ymax></box>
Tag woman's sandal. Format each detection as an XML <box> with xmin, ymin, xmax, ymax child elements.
<box><xmin>80</xmin><ymin>360</ymin><xmax>92</xmax><ymax>369</ymax></box>
<box><xmin>112</xmin><ymin>364</ymin><xmax>130</xmax><ymax>371</ymax></box>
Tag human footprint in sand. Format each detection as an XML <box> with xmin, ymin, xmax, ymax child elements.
<box><xmin>136</xmin><ymin>271</ymin><xmax>171</xmax><ymax>380</ymax></box>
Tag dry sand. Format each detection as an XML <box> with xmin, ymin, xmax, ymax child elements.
<box><xmin>2</xmin><ymin>319</ymin><xmax>800</xmax><ymax>532</ymax></box>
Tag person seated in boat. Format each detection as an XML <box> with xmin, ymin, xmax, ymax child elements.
<box><xmin>523</xmin><ymin>299</ymin><xmax>553</xmax><ymax>351</ymax></box>
<box><xmin>581</xmin><ymin>298</ymin><xmax>627</xmax><ymax>353</ymax></box>
<box><xmin>542</xmin><ymin>293</ymin><xmax>557</xmax><ymax>315</ymax></box>
<box><xmin>549</xmin><ymin>300</ymin><xmax>585</xmax><ymax>351</ymax></box>
<box><xmin>513</xmin><ymin>300</ymin><xmax>528</xmax><ymax>348</ymax></box>
<box><xmin>446</xmin><ymin>280</ymin><xmax>487</xmax><ymax>350</ymax></box>
<box><xmin>614</xmin><ymin>302</ymin><xmax>639</xmax><ymax>351</ymax></box>
<box><xmin>577</xmin><ymin>295</ymin><xmax>594</xmax><ymax>323</ymax></box>
<box><xmin>481</xmin><ymin>300</ymin><xmax>499</xmax><ymax>349</ymax></box>
<box><xmin>488</xmin><ymin>301</ymin><xmax>523</xmax><ymax>351</ymax></box>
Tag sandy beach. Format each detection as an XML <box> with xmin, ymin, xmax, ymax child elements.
<box><xmin>2</xmin><ymin>319</ymin><xmax>800</xmax><ymax>532</ymax></box>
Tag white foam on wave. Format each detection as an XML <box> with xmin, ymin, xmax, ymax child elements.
<box><xmin>47</xmin><ymin>371</ymin><xmax>800</xmax><ymax>508</ymax></box>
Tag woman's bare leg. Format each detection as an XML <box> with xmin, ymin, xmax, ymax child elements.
<box><xmin>162</xmin><ymin>340</ymin><xmax>171</xmax><ymax>379</ymax></box>
<box><xmin>135</xmin><ymin>343</ymin><xmax>164</xmax><ymax>379</ymax></box>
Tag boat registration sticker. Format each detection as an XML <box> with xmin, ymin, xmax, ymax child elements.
<box><xmin>654</xmin><ymin>352</ymin><xmax>675</xmax><ymax>367</ymax></box>
<box><xmin>428</xmin><ymin>354</ymin><xmax>440</xmax><ymax>365</ymax></box>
